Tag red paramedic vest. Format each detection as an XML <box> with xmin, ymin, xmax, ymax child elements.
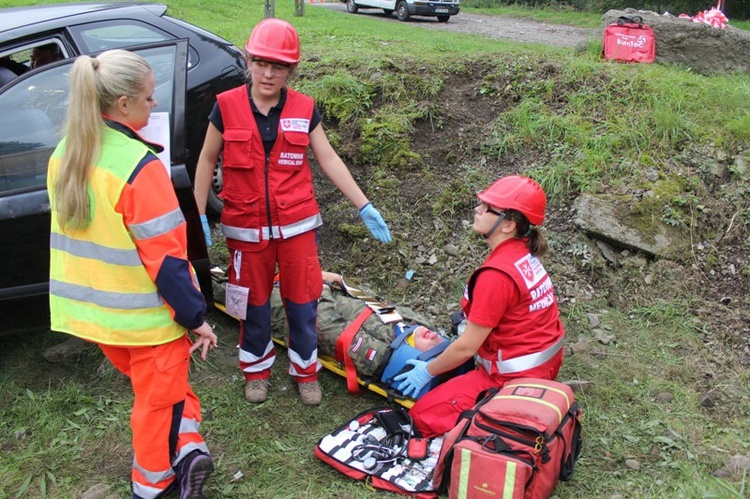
<box><xmin>462</xmin><ymin>238</ymin><xmax>564</xmax><ymax>375</ymax></box>
<box><xmin>217</xmin><ymin>85</ymin><xmax>321</xmax><ymax>243</ymax></box>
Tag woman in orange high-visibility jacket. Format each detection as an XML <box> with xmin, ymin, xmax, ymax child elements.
<box><xmin>194</xmin><ymin>19</ymin><xmax>391</xmax><ymax>406</ymax></box>
<box><xmin>395</xmin><ymin>176</ymin><xmax>566</xmax><ymax>438</ymax></box>
<box><xmin>47</xmin><ymin>50</ymin><xmax>217</xmax><ymax>499</ymax></box>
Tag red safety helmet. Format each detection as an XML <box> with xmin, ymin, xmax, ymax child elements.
<box><xmin>245</xmin><ymin>18</ymin><xmax>300</xmax><ymax>65</ymax></box>
<box><xmin>477</xmin><ymin>175</ymin><xmax>546</xmax><ymax>225</ymax></box>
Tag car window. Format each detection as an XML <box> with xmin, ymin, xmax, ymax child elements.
<box><xmin>1</xmin><ymin>38</ymin><xmax>67</xmax><ymax>84</ymax></box>
<box><xmin>74</xmin><ymin>21</ymin><xmax>169</xmax><ymax>52</ymax></box>
<box><xmin>0</xmin><ymin>44</ymin><xmax>178</xmax><ymax>196</ymax></box>
<box><xmin>71</xmin><ymin>20</ymin><xmax>196</xmax><ymax>69</ymax></box>
<box><xmin>0</xmin><ymin>64</ymin><xmax>68</xmax><ymax>194</ymax></box>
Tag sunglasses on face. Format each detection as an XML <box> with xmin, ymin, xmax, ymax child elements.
<box><xmin>479</xmin><ymin>202</ymin><xmax>505</xmax><ymax>217</ymax></box>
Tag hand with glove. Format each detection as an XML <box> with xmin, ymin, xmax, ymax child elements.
<box><xmin>394</xmin><ymin>359</ymin><xmax>434</xmax><ymax>399</ymax></box>
<box><xmin>200</xmin><ymin>214</ymin><xmax>213</xmax><ymax>247</ymax></box>
<box><xmin>359</xmin><ymin>202</ymin><xmax>392</xmax><ymax>243</ymax></box>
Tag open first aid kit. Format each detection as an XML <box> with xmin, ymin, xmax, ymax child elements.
<box><xmin>432</xmin><ymin>378</ymin><xmax>583</xmax><ymax>499</ymax></box>
<box><xmin>315</xmin><ymin>406</ymin><xmax>441</xmax><ymax>498</ymax></box>
<box><xmin>603</xmin><ymin>15</ymin><xmax>656</xmax><ymax>63</ymax></box>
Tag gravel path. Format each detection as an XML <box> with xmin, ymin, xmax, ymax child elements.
<box><xmin>313</xmin><ymin>2</ymin><xmax>599</xmax><ymax>48</ymax></box>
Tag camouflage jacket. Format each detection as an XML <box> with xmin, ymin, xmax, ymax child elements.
<box><xmin>274</xmin><ymin>281</ymin><xmax>435</xmax><ymax>377</ymax></box>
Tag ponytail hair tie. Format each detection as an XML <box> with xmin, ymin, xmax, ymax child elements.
<box><xmin>91</xmin><ymin>58</ymin><xmax>100</xmax><ymax>70</ymax></box>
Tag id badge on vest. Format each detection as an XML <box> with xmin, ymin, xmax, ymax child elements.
<box><xmin>226</xmin><ymin>250</ymin><xmax>249</xmax><ymax>320</ymax></box>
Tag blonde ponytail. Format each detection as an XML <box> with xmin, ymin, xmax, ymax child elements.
<box><xmin>54</xmin><ymin>49</ymin><xmax>152</xmax><ymax>230</ymax></box>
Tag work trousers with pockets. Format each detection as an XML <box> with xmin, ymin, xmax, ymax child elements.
<box><xmin>409</xmin><ymin>350</ymin><xmax>563</xmax><ymax>438</ymax></box>
<box><xmin>228</xmin><ymin>230</ymin><xmax>323</xmax><ymax>383</ymax></box>
<box><xmin>99</xmin><ymin>335</ymin><xmax>209</xmax><ymax>499</ymax></box>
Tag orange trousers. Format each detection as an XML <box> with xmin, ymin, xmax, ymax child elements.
<box><xmin>99</xmin><ymin>335</ymin><xmax>209</xmax><ymax>499</ymax></box>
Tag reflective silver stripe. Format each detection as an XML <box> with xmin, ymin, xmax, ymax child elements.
<box><xmin>175</xmin><ymin>442</ymin><xmax>210</xmax><ymax>465</ymax></box>
<box><xmin>239</xmin><ymin>341</ymin><xmax>275</xmax><ymax>372</ymax></box>
<box><xmin>476</xmin><ymin>337</ymin><xmax>564</xmax><ymax>374</ymax></box>
<box><xmin>180</xmin><ymin>417</ymin><xmax>201</xmax><ymax>434</ymax></box>
<box><xmin>288</xmin><ymin>347</ymin><xmax>321</xmax><ymax>377</ymax></box>
<box><xmin>131</xmin><ymin>482</ymin><xmax>163</xmax><ymax>499</ymax></box>
<box><xmin>262</xmin><ymin>225</ymin><xmax>281</xmax><ymax>240</ymax></box>
<box><xmin>132</xmin><ymin>457</ymin><xmax>175</xmax><ymax>486</ymax></box>
<box><xmin>50</xmin><ymin>279</ymin><xmax>163</xmax><ymax>309</ymax></box>
<box><xmin>475</xmin><ymin>356</ymin><xmax>492</xmax><ymax>373</ymax></box>
<box><xmin>221</xmin><ymin>224</ymin><xmax>261</xmax><ymax>242</ymax></box>
<box><xmin>278</xmin><ymin>213</ymin><xmax>322</xmax><ymax>239</ymax></box>
<box><xmin>50</xmin><ymin>233</ymin><xmax>142</xmax><ymax>266</ymax></box>
<box><xmin>221</xmin><ymin>213</ymin><xmax>322</xmax><ymax>242</ymax></box>
<box><xmin>129</xmin><ymin>207</ymin><xmax>185</xmax><ymax>240</ymax></box>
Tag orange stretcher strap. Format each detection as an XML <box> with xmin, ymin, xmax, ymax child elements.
<box><xmin>334</xmin><ymin>307</ymin><xmax>374</xmax><ymax>394</ymax></box>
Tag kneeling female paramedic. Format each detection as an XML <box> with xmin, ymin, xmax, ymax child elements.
<box><xmin>395</xmin><ymin>175</ymin><xmax>565</xmax><ymax>438</ymax></box>
<box><xmin>193</xmin><ymin>19</ymin><xmax>391</xmax><ymax>406</ymax></box>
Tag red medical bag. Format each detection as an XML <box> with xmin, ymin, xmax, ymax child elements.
<box><xmin>432</xmin><ymin>378</ymin><xmax>583</xmax><ymax>499</ymax></box>
<box><xmin>603</xmin><ymin>16</ymin><xmax>656</xmax><ymax>63</ymax></box>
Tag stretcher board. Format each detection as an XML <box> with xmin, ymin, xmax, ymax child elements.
<box><xmin>214</xmin><ymin>301</ymin><xmax>415</xmax><ymax>409</ymax></box>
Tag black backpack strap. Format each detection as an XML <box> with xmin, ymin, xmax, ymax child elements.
<box><xmin>617</xmin><ymin>15</ymin><xmax>643</xmax><ymax>26</ymax></box>
<box><xmin>474</xmin><ymin>386</ymin><xmax>500</xmax><ymax>406</ymax></box>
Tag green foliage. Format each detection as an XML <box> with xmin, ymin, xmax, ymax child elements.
<box><xmin>431</xmin><ymin>160</ymin><xmax>495</xmax><ymax>216</ymax></box>
<box><xmin>295</xmin><ymin>71</ymin><xmax>373</xmax><ymax>123</ymax></box>
<box><xmin>359</xmin><ymin>104</ymin><xmax>425</xmax><ymax>173</ymax></box>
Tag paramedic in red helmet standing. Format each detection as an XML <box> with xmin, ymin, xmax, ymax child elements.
<box><xmin>194</xmin><ymin>18</ymin><xmax>391</xmax><ymax>406</ymax></box>
<box><xmin>395</xmin><ymin>176</ymin><xmax>565</xmax><ymax>438</ymax></box>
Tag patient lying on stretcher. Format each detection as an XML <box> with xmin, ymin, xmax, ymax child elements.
<box><xmin>213</xmin><ymin>270</ymin><xmax>471</xmax><ymax>399</ymax></box>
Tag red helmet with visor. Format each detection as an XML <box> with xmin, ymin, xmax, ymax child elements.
<box><xmin>245</xmin><ymin>18</ymin><xmax>300</xmax><ymax>64</ymax></box>
<box><xmin>477</xmin><ymin>175</ymin><xmax>546</xmax><ymax>225</ymax></box>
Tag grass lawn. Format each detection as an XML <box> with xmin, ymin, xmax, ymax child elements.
<box><xmin>1</xmin><ymin>0</ymin><xmax>749</xmax><ymax>498</ymax></box>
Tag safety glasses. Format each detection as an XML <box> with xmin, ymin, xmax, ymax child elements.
<box><xmin>479</xmin><ymin>202</ymin><xmax>505</xmax><ymax>218</ymax></box>
<box><xmin>250</xmin><ymin>58</ymin><xmax>290</xmax><ymax>78</ymax></box>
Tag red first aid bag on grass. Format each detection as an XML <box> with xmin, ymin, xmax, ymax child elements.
<box><xmin>603</xmin><ymin>16</ymin><xmax>656</xmax><ymax>63</ymax></box>
<box><xmin>432</xmin><ymin>378</ymin><xmax>583</xmax><ymax>499</ymax></box>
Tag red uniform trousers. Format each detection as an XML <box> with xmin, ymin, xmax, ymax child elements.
<box><xmin>409</xmin><ymin>350</ymin><xmax>563</xmax><ymax>438</ymax></box>
<box><xmin>229</xmin><ymin>230</ymin><xmax>323</xmax><ymax>383</ymax></box>
<box><xmin>99</xmin><ymin>336</ymin><xmax>208</xmax><ymax>499</ymax></box>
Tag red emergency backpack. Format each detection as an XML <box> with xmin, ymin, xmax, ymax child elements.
<box><xmin>432</xmin><ymin>378</ymin><xmax>583</xmax><ymax>498</ymax></box>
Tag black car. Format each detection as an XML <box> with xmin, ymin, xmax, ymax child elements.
<box><xmin>0</xmin><ymin>3</ymin><xmax>246</xmax><ymax>335</ymax></box>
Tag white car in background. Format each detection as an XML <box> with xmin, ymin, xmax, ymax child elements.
<box><xmin>344</xmin><ymin>0</ymin><xmax>459</xmax><ymax>22</ymax></box>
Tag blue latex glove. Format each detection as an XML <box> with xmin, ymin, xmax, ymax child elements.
<box><xmin>358</xmin><ymin>203</ymin><xmax>392</xmax><ymax>243</ymax></box>
<box><xmin>394</xmin><ymin>359</ymin><xmax>434</xmax><ymax>399</ymax></box>
<box><xmin>200</xmin><ymin>214</ymin><xmax>213</xmax><ymax>247</ymax></box>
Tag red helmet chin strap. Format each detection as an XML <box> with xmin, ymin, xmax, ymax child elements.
<box><xmin>483</xmin><ymin>211</ymin><xmax>506</xmax><ymax>239</ymax></box>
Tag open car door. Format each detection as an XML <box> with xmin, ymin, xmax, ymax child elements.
<box><xmin>0</xmin><ymin>39</ymin><xmax>211</xmax><ymax>335</ymax></box>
